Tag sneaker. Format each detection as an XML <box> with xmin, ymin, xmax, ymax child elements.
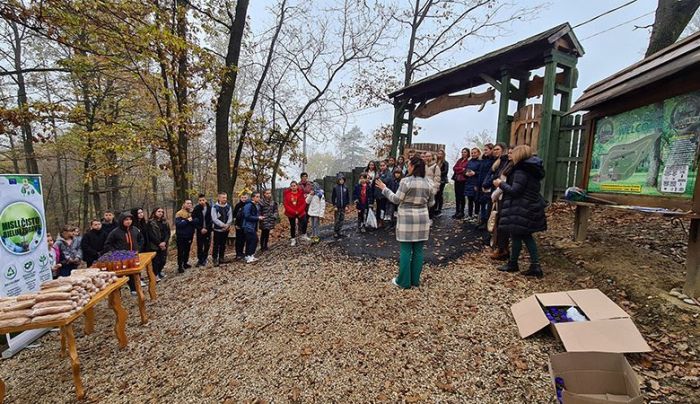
<box><xmin>130</xmin><ymin>291</ymin><xmax>137</xmax><ymax>296</ymax></box>
<box><xmin>391</xmin><ymin>278</ymin><xmax>400</xmax><ymax>288</ymax></box>
<box><xmin>177</xmin><ymin>267</ymin><xmax>184</xmax><ymax>274</ymax></box>
<box><xmin>245</xmin><ymin>256</ymin><xmax>258</xmax><ymax>264</ymax></box>
<box><xmin>300</xmin><ymin>235</ymin><xmax>311</xmax><ymax>242</ymax></box>
<box><xmin>159</xmin><ymin>272</ymin><xmax>167</xmax><ymax>279</ymax></box>
<box><xmin>290</xmin><ymin>238</ymin><xmax>297</xmax><ymax>246</ymax></box>
<box><xmin>140</xmin><ymin>280</ymin><xmax>146</xmax><ymax>287</ymax></box>
<box><xmin>213</xmin><ymin>259</ymin><xmax>220</xmax><ymax>267</ymax></box>
<box><xmin>156</xmin><ymin>275</ymin><xmax>162</xmax><ymax>282</ymax></box>
<box><xmin>522</xmin><ymin>263</ymin><xmax>544</xmax><ymax>279</ymax></box>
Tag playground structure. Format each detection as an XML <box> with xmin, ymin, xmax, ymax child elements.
<box><xmin>388</xmin><ymin>23</ymin><xmax>585</xmax><ymax>202</ymax></box>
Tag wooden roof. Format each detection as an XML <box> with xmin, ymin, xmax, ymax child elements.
<box><xmin>571</xmin><ymin>30</ymin><xmax>700</xmax><ymax>113</ymax></box>
<box><xmin>388</xmin><ymin>23</ymin><xmax>583</xmax><ymax>103</ymax></box>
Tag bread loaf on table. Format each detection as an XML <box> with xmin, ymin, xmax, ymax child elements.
<box><xmin>2</xmin><ymin>300</ymin><xmax>36</xmax><ymax>311</ymax></box>
<box><xmin>31</xmin><ymin>305</ymin><xmax>74</xmax><ymax>317</ymax></box>
<box><xmin>33</xmin><ymin>300</ymin><xmax>77</xmax><ymax>309</ymax></box>
<box><xmin>0</xmin><ymin>309</ymin><xmax>32</xmax><ymax>320</ymax></box>
<box><xmin>0</xmin><ymin>317</ymin><xmax>30</xmax><ymax>328</ymax></box>
<box><xmin>31</xmin><ymin>312</ymin><xmax>71</xmax><ymax>323</ymax></box>
<box><xmin>35</xmin><ymin>292</ymin><xmax>73</xmax><ymax>302</ymax></box>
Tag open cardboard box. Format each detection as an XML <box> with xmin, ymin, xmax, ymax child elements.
<box><xmin>511</xmin><ymin>289</ymin><xmax>651</xmax><ymax>353</ymax></box>
<box><xmin>549</xmin><ymin>352</ymin><xmax>644</xmax><ymax>404</ymax></box>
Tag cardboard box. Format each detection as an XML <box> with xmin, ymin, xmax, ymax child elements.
<box><xmin>511</xmin><ymin>289</ymin><xmax>651</xmax><ymax>353</ymax></box>
<box><xmin>549</xmin><ymin>352</ymin><xmax>644</xmax><ymax>404</ymax></box>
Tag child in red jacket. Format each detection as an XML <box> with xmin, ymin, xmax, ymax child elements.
<box><xmin>283</xmin><ymin>181</ymin><xmax>308</xmax><ymax>246</ymax></box>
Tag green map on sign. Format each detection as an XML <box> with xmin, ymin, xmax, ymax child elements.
<box><xmin>588</xmin><ymin>91</ymin><xmax>699</xmax><ymax>198</ymax></box>
<box><xmin>0</xmin><ymin>202</ymin><xmax>44</xmax><ymax>255</ymax></box>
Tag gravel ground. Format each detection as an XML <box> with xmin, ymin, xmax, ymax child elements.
<box><xmin>1</xmin><ymin>204</ymin><xmax>696</xmax><ymax>403</ymax></box>
<box><xmin>0</xmin><ymin>243</ymin><xmax>564</xmax><ymax>403</ymax></box>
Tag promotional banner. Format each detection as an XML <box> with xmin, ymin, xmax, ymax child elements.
<box><xmin>0</xmin><ymin>175</ymin><xmax>51</xmax><ymax>297</ymax></box>
<box><xmin>587</xmin><ymin>91</ymin><xmax>699</xmax><ymax>198</ymax></box>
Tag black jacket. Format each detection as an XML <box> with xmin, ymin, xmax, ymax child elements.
<box><xmin>498</xmin><ymin>157</ymin><xmax>547</xmax><ymax>236</ymax></box>
<box><xmin>331</xmin><ymin>184</ymin><xmax>350</xmax><ymax>209</ymax></box>
<box><xmin>145</xmin><ymin>218</ymin><xmax>171</xmax><ymax>252</ymax></box>
<box><xmin>104</xmin><ymin>212</ymin><xmax>144</xmax><ymax>252</ymax></box>
<box><xmin>101</xmin><ymin>220</ymin><xmax>118</xmax><ymax>238</ymax></box>
<box><xmin>81</xmin><ymin>228</ymin><xmax>106</xmax><ymax>265</ymax></box>
<box><xmin>232</xmin><ymin>201</ymin><xmax>246</xmax><ymax>228</ymax></box>
<box><xmin>192</xmin><ymin>202</ymin><xmax>213</xmax><ymax>232</ymax></box>
<box><xmin>439</xmin><ymin>160</ymin><xmax>449</xmax><ymax>184</ymax></box>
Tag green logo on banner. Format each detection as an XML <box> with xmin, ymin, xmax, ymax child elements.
<box><xmin>5</xmin><ymin>265</ymin><xmax>17</xmax><ymax>280</ymax></box>
<box><xmin>0</xmin><ymin>202</ymin><xmax>44</xmax><ymax>255</ymax></box>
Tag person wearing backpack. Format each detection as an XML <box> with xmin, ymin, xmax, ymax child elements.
<box><xmin>211</xmin><ymin>192</ymin><xmax>233</xmax><ymax>267</ymax></box>
<box><xmin>231</xmin><ymin>193</ymin><xmax>249</xmax><ymax>260</ymax></box>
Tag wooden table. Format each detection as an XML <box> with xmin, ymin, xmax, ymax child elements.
<box><xmin>113</xmin><ymin>252</ymin><xmax>156</xmax><ymax>325</ymax></box>
<box><xmin>0</xmin><ymin>277</ymin><xmax>129</xmax><ymax>400</ymax></box>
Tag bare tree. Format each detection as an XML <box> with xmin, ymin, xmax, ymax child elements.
<box><xmin>646</xmin><ymin>0</ymin><xmax>700</xmax><ymax>56</ymax></box>
<box><xmin>266</xmin><ymin>0</ymin><xmax>392</xmax><ymax>194</ymax></box>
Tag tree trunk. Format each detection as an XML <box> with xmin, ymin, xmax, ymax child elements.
<box><xmin>151</xmin><ymin>145</ymin><xmax>158</xmax><ymax>208</ymax></box>
<box><xmin>7</xmin><ymin>134</ymin><xmax>20</xmax><ymax>173</ymax></box>
<box><xmin>214</xmin><ymin>0</ymin><xmax>250</xmax><ymax>198</ymax></box>
<box><xmin>10</xmin><ymin>21</ymin><xmax>39</xmax><ymax>174</ymax></box>
<box><xmin>231</xmin><ymin>0</ymin><xmax>284</xmax><ymax>192</ymax></box>
<box><xmin>646</xmin><ymin>0</ymin><xmax>700</xmax><ymax>56</ymax></box>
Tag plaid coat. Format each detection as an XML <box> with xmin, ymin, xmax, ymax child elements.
<box><xmin>382</xmin><ymin>176</ymin><xmax>435</xmax><ymax>242</ymax></box>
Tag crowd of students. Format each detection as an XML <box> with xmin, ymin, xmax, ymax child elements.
<box><xmin>45</xmin><ymin>141</ymin><xmax>548</xmax><ymax>294</ymax></box>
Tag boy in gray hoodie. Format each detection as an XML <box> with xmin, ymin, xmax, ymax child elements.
<box><xmin>211</xmin><ymin>192</ymin><xmax>233</xmax><ymax>267</ymax></box>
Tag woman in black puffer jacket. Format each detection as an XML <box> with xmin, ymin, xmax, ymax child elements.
<box><xmin>493</xmin><ymin>144</ymin><xmax>547</xmax><ymax>278</ymax></box>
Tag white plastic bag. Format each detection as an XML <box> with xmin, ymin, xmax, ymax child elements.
<box><xmin>365</xmin><ymin>208</ymin><xmax>378</xmax><ymax>229</ymax></box>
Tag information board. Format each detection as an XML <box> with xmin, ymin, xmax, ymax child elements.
<box><xmin>587</xmin><ymin>91</ymin><xmax>699</xmax><ymax>198</ymax></box>
<box><xmin>0</xmin><ymin>174</ymin><xmax>51</xmax><ymax>297</ymax></box>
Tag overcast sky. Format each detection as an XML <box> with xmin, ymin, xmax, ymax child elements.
<box><xmin>249</xmin><ymin>0</ymin><xmax>664</xmax><ymax>162</ymax></box>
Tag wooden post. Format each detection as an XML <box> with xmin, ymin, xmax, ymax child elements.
<box><xmin>573</xmin><ymin>204</ymin><xmax>591</xmax><ymax>242</ymax></box>
<box><xmin>390</xmin><ymin>100</ymin><xmax>403</xmax><ymax>158</ymax></box>
<box><xmin>538</xmin><ymin>54</ymin><xmax>557</xmax><ymax>201</ymax></box>
<box><xmin>496</xmin><ymin>69</ymin><xmax>511</xmax><ymax>144</ymax></box>
<box><xmin>684</xmin><ymin>218</ymin><xmax>700</xmax><ymax>298</ymax></box>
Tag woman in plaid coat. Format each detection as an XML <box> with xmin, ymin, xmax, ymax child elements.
<box><xmin>376</xmin><ymin>156</ymin><xmax>435</xmax><ymax>289</ymax></box>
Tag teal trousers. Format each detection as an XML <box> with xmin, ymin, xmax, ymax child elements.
<box><xmin>397</xmin><ymin>241</ymin><xmax>424</xmax><ymax>289</ymax></box>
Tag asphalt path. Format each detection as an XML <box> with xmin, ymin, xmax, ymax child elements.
<box><xmin>322</xmin><ymin>207</ymin><xmax>488</xmax><ymax>264</ymax></box>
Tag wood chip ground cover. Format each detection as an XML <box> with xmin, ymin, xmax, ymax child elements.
<box><xmin>0</xmin><ymin>203</ymin><xmax>697</xmax><ymax>403</ymax></box>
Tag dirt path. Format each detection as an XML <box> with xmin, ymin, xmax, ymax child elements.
<box><xmin>0</xmin><ymin>204</ymin><xmax>697</xmax><ymax>403</ymax></box>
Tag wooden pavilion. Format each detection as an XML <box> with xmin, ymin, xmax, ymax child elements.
<box><xmin>388</xmin><ymin>23</ymin><xmax>584</xmax><ymax>200</ymax></box>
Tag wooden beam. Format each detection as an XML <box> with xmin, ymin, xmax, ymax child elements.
<box><xmin>413</xmin><ymin>88</ymin><xmax>495</xmax><ymax>118</ymax></box>
<box><xmin>539</xmin><ymin>55</ymin><xmax>558</xmax><ymax>201</ymax></box>
<box><xmin>479</xmin><ymin>74</ymin><xmax>501</xmax><ymax>92</ymax></box>
<box><xmin>496</xmin><ymin>69</ymin><xmax>512</xmax><ymax>144</ymax></box>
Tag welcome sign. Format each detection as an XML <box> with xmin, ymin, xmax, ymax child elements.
<box><xmin>0</xmin><ymin>175</ymin><xmax>51</xmax><ymax>297</ymax></box>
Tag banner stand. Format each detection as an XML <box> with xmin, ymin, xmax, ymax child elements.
<box><xmin>3</xmin><ymin>329</ymin><xmax>49</xmax><ymax>358</ymax></box>
<box><xmin>0</xmin><ymin>174</ymin><xmax>52</xmax><ymax>358</ymax></box>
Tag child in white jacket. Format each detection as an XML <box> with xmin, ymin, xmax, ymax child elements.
<box><xmin>306</xmin><ymin>186</ymin><xmax>326</xmax><ymax>243</ymax></box>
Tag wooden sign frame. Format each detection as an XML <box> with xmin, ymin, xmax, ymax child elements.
<box><xmin>579</xmin><ymin>70</ymin><xmax>700</xmax><ymax>213</ymax></box>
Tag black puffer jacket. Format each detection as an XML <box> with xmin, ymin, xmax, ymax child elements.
<box><xmin>104</xmin><ymin>212</ymin><xmax>144</xmax><ymax>252</ymax></box>
<box><xmin>498</xmin><ymin>157</ymin><xmax>547</xmax><ymax>236</ymax></box>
